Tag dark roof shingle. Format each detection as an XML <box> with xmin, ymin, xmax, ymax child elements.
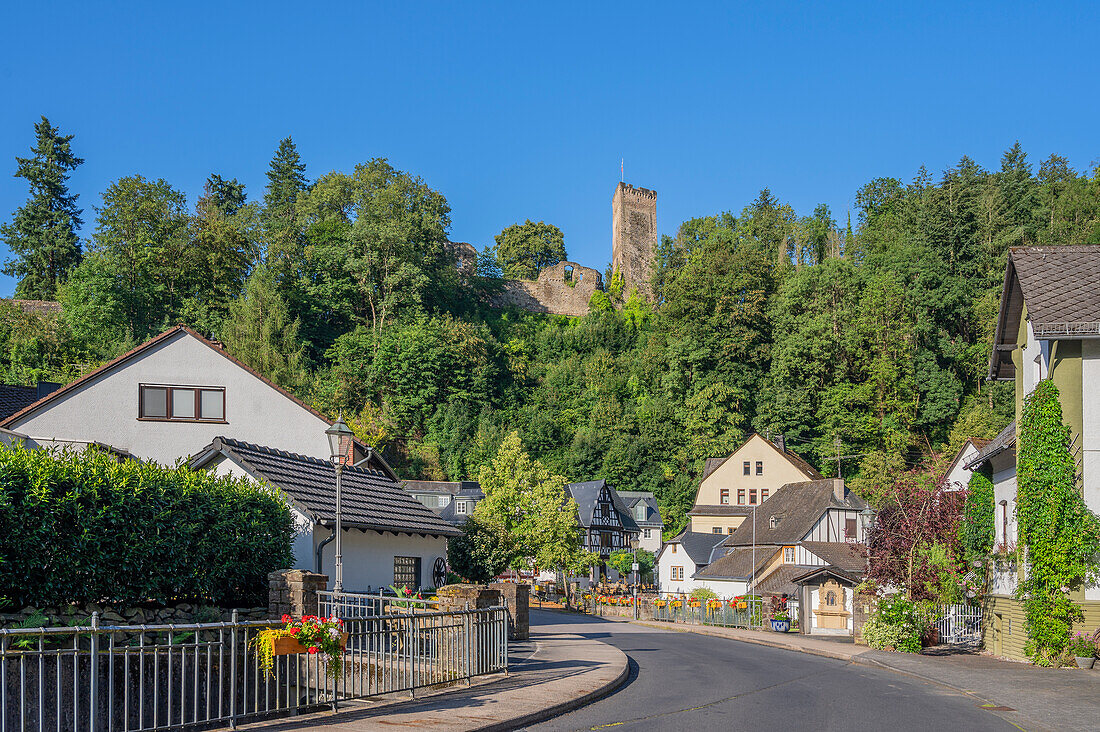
<box><xmin>724</xmin><ymin>479</ymin><xmax>868</xmax><ymax>547</ymax></box>
<box><xmin>567</xmin><ymin>480</ymin><xmax>640</xmax><ymax>531</ymax></box>
<box><xmin>191</xmin><ymin>437</ymin><xmax>460</xmax><ymax>537</ymax></box>
<box><xmin>963</xmin><ymin>421</ymin><xmax>1016</xmax><ymax>470</ymax></box>
<box><xmin>666</xmin><ymin>531</ymin><xmax>729</xmax><ymax>566</ymax></box>
<box><xmin>693</xmin><ymin>546</ymin><xmax>773</xmax><ymax>580</ymax></box>
<box><xmin>801</xmin><ymin>542</ymin><xmax>867</xmax><ymax>574</ymax></box>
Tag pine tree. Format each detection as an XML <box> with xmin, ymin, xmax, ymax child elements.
<box><xmin>1</xmin><ymin>117</ymin><xmax>84</xmax><ymax>300</ymax></box>
<box><xmin>263</xmin><ymin>137</ymin><xmax>308</xmax><ymax>236</ymax></box>
<box><xmin>219</xmin><ymin>265</ymin><xmax>308</xmax><ymax>390</ymax></box>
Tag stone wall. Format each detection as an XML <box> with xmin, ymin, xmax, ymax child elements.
<box><xmin>0</xmin><ymin>602</ymin><xmax>269</xmax><ymax>628</ymax></box>
<box><xmin>489</xmin><ymin>582</ymin><xmax>530</xmax><ymax>640</ymax></box>
<box><xmin>268</xmin><ymin>569</ymin><xmax>328</xmax><ymax>619</ymax></box>
<box><xmin>612</xmin><ymin>182</ymin><xmax>657</xmax><ymax>301</ymax></box>
<box><xmin>496</xmin><ymin>261</ymin><xmax>602</xmax><ymax>317</ymax></box>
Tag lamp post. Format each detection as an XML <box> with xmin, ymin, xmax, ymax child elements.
<box><xmin>326</xmin><ymin>415</ymin><xmax>355</xmax><ymax>594</ymax></box>
<box><xmin>629</xmin><ymin>537</ymin><xmax>640</xmax><ymax>620</ymax></box>
<box><xmin>859</xmin><ymin>507</ymin><xmax>876</xmax><ymax>577</ymax></box>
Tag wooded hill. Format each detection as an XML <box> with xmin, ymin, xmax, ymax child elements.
<box><xmin>5</xmin><ymin>118</ymin><xmax>1097</xmax><ymax>536</ymax></box>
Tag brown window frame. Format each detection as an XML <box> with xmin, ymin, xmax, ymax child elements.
<box><xmin>845</xmin><ymin>517</ymin><xmax>858</xmax><ymax>540</ymax></box>
<box><xmin>720</xmin><ymin>488</ymin><xmax>729</xmax><ymax>505</ymax></box>
<box><xmin>761</xmin><ymin>489</ymin><xmax>770</xmax><ymax>501</ymax></box>
<box><xmin>737</xmin><ymin>489</ymin><xmax>746</xmax><ymax>504</ymax></box>
<box><xmin>138</xmin><ymin>384</ymin><xmax>227</xmax><ymax>423</ymax></box>
<box><xmin>749</xmin><ymin>489</ymin><xmax>758</xmax><ymax>505</ymax></box>
<box><xmin>743</xmin><ymin>461</ymin><xmax>751</xmax><ymax>475</ymax></box>
<box><xmin>755</xmin><ymin>461</ymin><xmax>763</xmax><ymax>475</ymax></box>
<box><xmin>712</xmin><ymin>526</ymin><xmax>723</xmax><ymax>534</ymax></box>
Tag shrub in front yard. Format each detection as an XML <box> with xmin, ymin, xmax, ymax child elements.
<box><xmin>861</xmin><ymin>594</ymin><xmax>927</xmax><ymax>653</ymax></box>
<box><xmin>0</xmin><ymin>444</ymin><xmax>294</xmax><ymax>609</ymax></box>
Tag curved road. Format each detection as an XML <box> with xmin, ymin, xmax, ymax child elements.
<box><xmin>525</xmin><ymin>610</ymin><xmax>1015</xmax><ymax>732</ymax></box>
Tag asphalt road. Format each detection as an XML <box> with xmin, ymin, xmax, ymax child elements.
<box><xmin>524</xmin><ymin>610</ymin><xmax>1016</xmax><ymax>732</ymax></box>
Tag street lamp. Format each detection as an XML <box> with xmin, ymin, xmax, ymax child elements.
<box><xmin>629</xmin><ymin>537</ymin><xmax>640</xmax><ymax>620</ymax></box>
<box><xmin>326</xmin><ymin>415</ymin><xmax>354</xmax><ymax>594</ymax></box>
<box><xmin>859</xmin><ymin>507</ymin><xmax>876</xmax><ymax>576</ymax></box>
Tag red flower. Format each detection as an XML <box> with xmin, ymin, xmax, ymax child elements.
<box><xmin>281</xmin><ymin>614</ymin><xmax>292</xmax><ymax>624</ymax></box>
<box><xmin>289</xmin><ymin>627</ymin><xmax>301</xmax><ymax>635</ymax></box>
<box><xmin>307</xmin><ymin>646</ymin><xmax>318</xmax><ymax>654</ymax></box>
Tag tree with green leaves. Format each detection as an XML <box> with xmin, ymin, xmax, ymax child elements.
<box><xmin>262</xmin><ymin>136</ymin><xmax>309</xmax><ymax>271</ymax></box>
<box><xmin>608</xmin><ymin>548</ymin><xmax>654</xmax><ymax>582</ymax></box>
<box><xmin>494</xmin><ymin>220</ymin><xmax>566</xmax><ymax>280</ymax></box>
<box><xmin>962</xmin><ymin>468</ymin><xmax>995</xmax><ymax>562</ymax></box>
<box><xmin>2</xmin><ymin>117</ymin><xmax>84</xmax><ymax>300</ymax></box>
<box><xmin>474</xmin><ymin>431</ymin><xmax>588</xmax><ymax>573</ymax></box>
<box><xmin>220</xmin><ymin>265</ymin><xmax>308</xmax><ymax>390</ymax></box>
<box><xmin>62</xmin><ymin>176</ymin><xmax>190</xmax><ymax>351</ymax></box>
<box><xmin>1016</xmin><ymin>380</ymin><xmax>1100</xmax><ymax>665</ymax></box>
<box><xmin>446</xmin><ymin>515</ymin><xmax>512</xmax><ymax>584</ymax></box>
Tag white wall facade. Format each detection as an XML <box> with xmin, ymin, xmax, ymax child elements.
<box><xmin>657</xmin><ymin>545</ymin><xmax>699</xmax><ymax>595</ymax></box>
<box><xmin>693</xmin><ymin>577</ymin><xmax>749</xmax><ymax>599</ymax></box>
<box><xmin>944</xmin><ymin>442</ymin><xmax>979</xmax><ymax>491</ymax></box>
<box><xmin>1081</xmin><ymin>339</ymin><xmax>1100</xmax><ymax>601</ymax></box>
<box><xmin>988</xmin><ymin>450</ymin><xmax>1019</xmax><ymax>597</ymax></box>
<box><xmin>6</xmin><ymin>331</ymin><xmax>336</xmax><ymax>465</ymax></box>
<box><xmin>804</xmin><ymin>508</ymin><xmax>867</xmax><ymax>543</ymax></box>
<box><xmin>638</xmin><ymin>526</ymin><xmax>662</xmax><ymax>554</ymax></box>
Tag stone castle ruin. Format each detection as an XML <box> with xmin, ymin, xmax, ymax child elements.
<box><xmin>492</xmin><ymin>182</ymin><xmax>657</xmax><ymax>316</ymax></box>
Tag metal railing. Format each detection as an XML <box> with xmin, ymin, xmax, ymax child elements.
<box><xmin>651</xmin><ymin>594</ymin><xmax>765</xmax><ymax>629</ymax></box>
<box><xmin>318</xmin><ymin>590</ymin><xmax>438</xmax><ymax>619</ymax></box>
<box><xmin>0</xmin><ymin>606</ymin><xmax>508</xmax><ymax>732</ymax></box>
<box><xmin>933</xmin><ymin>603</ymin><xmax>983</xmax><ymax>645</ymax></box>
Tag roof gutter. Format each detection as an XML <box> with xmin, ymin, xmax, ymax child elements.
<box><xmin>315</xmin><ymin>523</ymin><xmax>335</xmax><ymax>575</ymax></box>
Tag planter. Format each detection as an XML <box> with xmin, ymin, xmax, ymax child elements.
<box><xmin>771</xmin><ymin>619</ymin><xmax>791</xmax><ymax>633</ymax></box>
<box><xmin>1075</xmin><ymin>656</ymin><xmax>1096</xmax><ymax>670</ymax></box>
<box><xmin>270</xmin><ymin>633</ymin><xmax>349</xmax><ymax>656</ymax></box>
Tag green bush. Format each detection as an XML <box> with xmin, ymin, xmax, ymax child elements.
<box><xmin>0</xmin><ymin>445</ymin><xmax>294</xmax><ymax>609</ymax></box>
<box><xmin>962</xmin><ymin>468</ymin><xmax>995</xmax><ymax>560</ymax></box>
<box><xmin>861</xmin><ymin>595</ymin><xmax>927</xmax><ymax>653</ymax></box>
<box><xmin>689</xmin><ymin>587</ymin><xmax>717</xmax><ymax>602</ymax></box>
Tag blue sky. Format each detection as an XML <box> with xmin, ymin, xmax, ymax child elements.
<box><xmin>1</xmin><ymin>1</ymin><xmax>1098</xmax><ymax>296</ymax></box>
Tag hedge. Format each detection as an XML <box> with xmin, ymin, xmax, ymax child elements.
<box><xmin>0</xmin><ymin>444</ymin><xmax>294</xmax><ymax>609</ymax></box>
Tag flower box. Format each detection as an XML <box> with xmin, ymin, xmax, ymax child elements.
<box><xmin>269</xmin><ymin>632</ymin><xmax>349</xmax><ymax>656</ymax></box>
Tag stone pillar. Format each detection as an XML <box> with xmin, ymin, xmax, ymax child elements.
<box><xmin>435</xmin><ymin>584</ymin><xmax>501</xmax><ymax>613</ymax></box>
<box><xmin>268</xmin><ymin>569</ymin><xmax>328</xmax><ymax>619</ymax></box>
<box><xmin>490</xmin><ymin>583</ymin><xmax>530</xmax><ymax>640</ymax></box>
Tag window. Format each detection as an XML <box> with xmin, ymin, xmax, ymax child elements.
<box><xmin>743</xmin><ymin>461</ymin><xmax>751</xmax><ymax>475</ymax></box>
<box><xmin>755</xmin><ymin>461</ymin><xmax>763</xmax><ymax>476</ymax></box>
<box><xmin>635</xmin><ymin>504</ymin><xmax>647</xmax><ymax>521</ymax></box>
<box><xmin>671</xmin><ymin>543</ymin><xmax>677</xmax><ymax>553</ymax></box>
<box><xmin>712</xmin><ymin>526</ymin><xmax>723</xmax><ymax>534</ymax></box>
<box><xmin>456</xmin><ymin>501</ymin><xmax>468</xmax><ymax>515</ymax></box>
<box><xmin>784</xmin><ymin>547</ymin><xmax>796</xmax><ymax>563</ymax></box>
<box><xmin>139</xmin><ymin>384</ymin><xmax>225</xmax><ymax>422</ymax></box>
<box><xmin>727</xmin><ymin>527</ymin><xmax>735</xmax><ymax>534</ymax></box>
<box><xmin>720</xmin><ymin>489</ymin><xmax>729</xmax><ymax>505</ymax></box>
<box><xmin>393</xmin><ymin>556</ymin><xmax>421</xmax><ymax>589</ymax></box>
<box><xmin>737</xmin><ymin>489</ymin><xmax>746</xmax><ymax>504</ymax></box>
<box><xmin>672</xmin><ymin>566</ymin><xmax>684</xmax><ymax>581</ymax></box>
<box><xmin>761</xmin><ymin>489</ymin><xmax>770</xmax><ymax>501</ymax></box>
<box><xmin>770</xmin><ymin>515</ymin><xmax>781</xmax><ymax>529</ymax></box>
<box><xmin>438</xmin><ymin>496</ymin><xmax>448</xmax><ymax>507</ymax></box>
<box><xmin>845</xmin><ymin>517</ymin><xmax>857</xmax><ymax>540</ymax></box>
<box><xmin>644</xmin><ymin>529</ymin><xmax>652</xmax><ymax>539</ymax></box>
<box><xmin>749</xmin><ymin>489</ymin><xmax>758</xmax><ymax>505</ymax></box>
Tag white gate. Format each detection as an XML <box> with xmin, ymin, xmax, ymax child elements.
<box><xmin>934</xmin><ymin>603</ymin><xmax>983</xmax><ymax>645</ymax></box>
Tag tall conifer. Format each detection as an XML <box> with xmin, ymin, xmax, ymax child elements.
<box><xmin>1</xmin><ymin>117</ymin><xmax>84</xmax><ymax>300</ymax></box>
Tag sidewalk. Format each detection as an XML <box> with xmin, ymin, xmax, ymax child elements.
<box><xmin>239</xmin><ymin>630</ymin><xmax>628</xmax><ymax>732</ymax></box>
<box><xmin>618</xmin><ymin>616</ymin><xmax>1099</xmax><ymax>732</ymax></box>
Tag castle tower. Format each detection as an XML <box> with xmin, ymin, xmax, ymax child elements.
<box><xmin>611</xmin><ymin>182</ymin><xmax>657</xmax><ymax>300</ymax></box>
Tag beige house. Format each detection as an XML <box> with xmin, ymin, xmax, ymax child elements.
<box><xmin>688</xmin><ymin>433</ymin><xmax>822</xmax><ymax>535</ymax></box>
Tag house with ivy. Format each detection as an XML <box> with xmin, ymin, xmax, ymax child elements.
<box><xmin>969</xmin><ymin>244</ymin><xmax>1100</xmax><ymax>661</ymax></box>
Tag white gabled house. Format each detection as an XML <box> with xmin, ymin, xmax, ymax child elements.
<box><xmin>0</xmin><ymin>325</ymin><xmax>389</xmax><ymax>471</ymax></box>
<box><xmin>190</xmin><ymin>437</ymin><xmax>460</xmax><ymax>592</ymax></box>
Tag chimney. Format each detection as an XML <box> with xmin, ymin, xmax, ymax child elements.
<box><xmin>832</xmin><ymin>479</ymin><xmax>845</xmax><ymax>502</ymax></box>
<box><xmin>339</xmin><ymin>435</ymin><xmax>354</xmax><ymax>467</ymax></box>
<box><xmin>775</xmin><ymin>433</ymin><xmax>786</xmax><ymax>453</ymax></box>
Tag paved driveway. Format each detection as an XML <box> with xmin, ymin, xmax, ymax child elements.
<box><xmin>525</xmin><ymin>610</ymin><xmax>1016</xmax><ymax>732</ymax></box>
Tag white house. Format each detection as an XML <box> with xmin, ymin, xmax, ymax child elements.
<box><xmin>0</xmin><ymin>326</ymin><xmax>387</xmax><ymax>470</ymax></box>
<box><xmin>941</xmin><ymin>437</ymin><xmax>990</xmax><ymax>491</ymax></box>
<box><xmin>190</xmin><ymin>437</ymin><xmax>459</xmax><ymax>592</ymax></box>
<box><xmin>618</xmin><ymin>490</ymin><xmax>664</xmax><ymax>555</ymax></box>
<box><xmin>656</xmin><ymin>531</ymin><xmax>728</xmax><ymax>595</ymax></box>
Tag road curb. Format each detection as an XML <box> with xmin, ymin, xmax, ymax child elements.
<box><xmin>470</xmin><ymin>640</ymin><xmax>631</xmax><ymax>732</ymax></box>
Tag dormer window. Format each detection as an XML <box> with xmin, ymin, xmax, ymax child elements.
<box><xmin>139</xmin><ymin>384</ymin><xmax>225</xmax><ymax>422</ymax></box>
<box><xmin>770</xmin><ymin>515</ymin><xmax>782</xmax><ymax>529</ymax></box>
<box><xmin>456</xmin><ymin>501</ymin><xmax>468</xmax><ymax>515</ymax></box>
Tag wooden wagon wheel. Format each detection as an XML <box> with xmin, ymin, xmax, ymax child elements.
<box><xmin>433</xmin><ymin>556</ymin><xmax>448</xmax><ymax>588</ymax></box>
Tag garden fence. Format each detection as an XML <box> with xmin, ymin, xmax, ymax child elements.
<box><xmin>318</xmin><ymin>590</ymin><xmax>438</xmax><ymax>619</ymax></box>
<box><xmin>651</xmin><ymin>593</ymin><xmax>764</xmax><ymax>630</ymax></box>
<box><xmin>0</xmin><ymin>606</ymin><xmax>507</xmax><ymax>732</ymax></box>
<box><xmin>932</xmin><ymin>603</ymin><xmax>983</xmax><ymax>645</ymax></box>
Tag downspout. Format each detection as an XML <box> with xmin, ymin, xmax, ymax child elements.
<box><xmin>315</xmin><ymin>523</ymin><xmax>335</xmax><ymax>575</ymax></box>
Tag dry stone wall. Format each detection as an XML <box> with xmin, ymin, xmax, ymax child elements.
<box><xmin>496</xmin><ymin>261</ymin><xmax>602</xmax><ymax>317</ymax></box>
<box><xmin>611</xmin><ymin>183</ymin><xmax>658</xmax><ymax>300</ymax></box>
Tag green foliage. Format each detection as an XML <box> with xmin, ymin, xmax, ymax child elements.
<box><xmin>608</xmin><ymin>548</ymin><xmax>654</xmax><ymax>579</ymax></box>
<box><xmin>1016</xmin><ymin>380</ymin><xmax>1100</xmax><ymax>665</ymax></box>
<box><xmin>0</xmin><ymin>444</ymin><xmax>294</xmax><ymax>609</ymax></box>
<box><xmin>220</xmin><ymin>265</ymin><xmax>308</xmax><ymax>390</ymax></box>
<box><xmin>474</xmin><ymin>432</ymin><xmax>588</xmax><ymax>572</ymax></box>
<box><xmin>1</xmin><ymin>117</ymin><xmax>84</xmax><ymax>300</ymax></box>
<box><xmin>447</xmin><ymin>516</ymin><xmax>512</xmax><ymax>583</ymax></box>
<box><xmin>494</xmin><ymin>220</ymin><xmax>566</xmax><ymax>280</ymax></box>
<box><xmin>689</xmin><ymin>586</ymin><xmax>717</xmax><ymax>602</ymax></box>
<box><xmin>861</xmin><ymin>595</ymin><xmax>927</xmax><ymax>653</ymax></box>
<box><xmin>963</xmin><ymin>469</ymin><xmax>995</xmax><ymax>560</ymax></box>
